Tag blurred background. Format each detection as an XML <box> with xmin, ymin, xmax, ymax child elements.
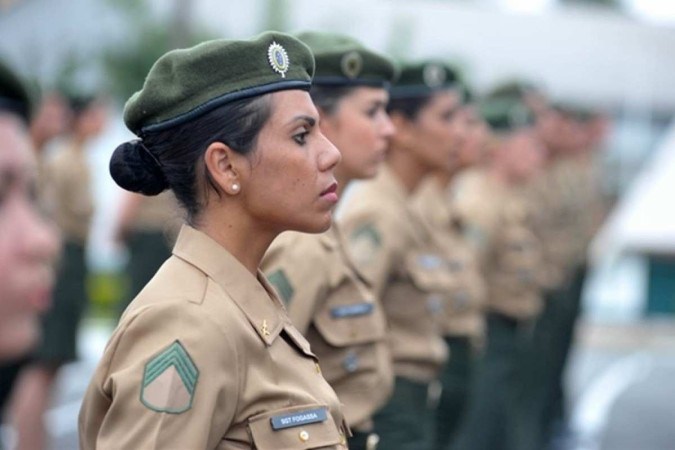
<box><xmin>1</xmin><ymin>0</ymin><xmax>674</xmax><ymax>449</ymax></box>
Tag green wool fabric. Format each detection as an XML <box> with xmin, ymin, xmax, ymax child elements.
<box><xmin>124</xmin><ymin>31</ymin><xmax>315</xmax><ymax>134</ymax></box>
<box><xmin>0</xmin><ymin>58</ymin><xmax>33</xmax><ymax>123</ymax></box>
<box><xmin>389</xmin><ymin>60</ymin><xmax>460</xmax><ymax>99</ymax></box>
<box><xmin>296</xmin><ymin>31</ymin><xmax>397</xmax><ymax>87</ymax></box>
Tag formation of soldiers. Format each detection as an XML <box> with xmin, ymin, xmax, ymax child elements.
<box><xmin>0</xmin><ymin>28</ymin><xmax>609</xmax><ymax>450</ymax></box>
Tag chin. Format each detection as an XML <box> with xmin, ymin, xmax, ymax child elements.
<box><xmin>288</xmin><ymin>214</ymin><xmax>333</xmax><ymax>234</ymax></box>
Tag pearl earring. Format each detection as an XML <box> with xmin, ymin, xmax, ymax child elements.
<box><xmin>232</xmin><ymin>184</ymin><xmax>239</xmax><ymax>192</ymax></box>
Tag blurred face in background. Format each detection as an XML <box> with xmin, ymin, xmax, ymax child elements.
<box><xmin>394</xmin><ymin>90</ymin><xmax>464</xmax><ymax>173</ymax></box>
<box><xmin>319</xmin><ymin>86</ymin><xmax>394</xmax><ymax>181</ymax></box>
<box><xmin>456</xmin><ymin>105</ymin><xmax>489</xmax><ymax>170</ymax></box>
<box><xmin>0</xmin><ymin>115</ymin><xmax>59</xmax><ymax>360</ymax></box>
<box><xmin>30</xmin><ymin>93</ymin><xmax>70</xmax><ymax>148</ymax></box>
<box><xmin>72</xmin><ymin>98</ymin><xmax>108</xmax><ymax>140</ymax></box>
<box><xmin>495</xmin><ymin>127</ymin><xmax>544</xmax><ymax>183</ymax></box>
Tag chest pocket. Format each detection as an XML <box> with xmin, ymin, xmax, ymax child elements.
<box><xmin>498</xmin><ymin>226</ymin><xmax>540</xmax><ymax>284</ymax></box>
<box><xmin>248</xmin><ymin>404</ymin><xmax>345</xmax><ymax>450</ymax></box>
<box><xmin>313</xmin><ymin>265</ymin><xmax>386</xmax><ymax>347</ymax></box>
<box><xmin>405</xmin><ymin>250</ymin><xmax>455</xmax><ymax>293</ymax></box>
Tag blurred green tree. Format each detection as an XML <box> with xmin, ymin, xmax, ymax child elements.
<box><xmin>103</xmin><ymin>0</ymin><xmax>216</xmax><ymax>103</ymax></box>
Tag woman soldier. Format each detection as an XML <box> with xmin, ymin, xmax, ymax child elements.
<box><xmin>338</xmin><ymin>61</ymin><xmax>465</xmax><ymax>450</ymax></box>
<box><xmin>78</xmin><ymin>33</ymin><xmax>350</xmax><ymax>449</ymax></box>
<box><xmin>409</xmin><ymin>79</ymin><xmax>489</xmax><ymax>450</ymax></box>
<box><xmin>261</xmin><ymin>32</ymin><xmax>396</xmax><ymax>450</ymax></box>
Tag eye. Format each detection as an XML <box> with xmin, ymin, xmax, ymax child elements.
<box><xmin>293</xmin><ymin>126</ymin><xmax>310</xmax><ymax>145</ymax></box>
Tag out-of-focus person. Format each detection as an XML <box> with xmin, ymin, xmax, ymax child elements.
<box><xmin>410</xmin><ymin>79</ymin><xmax>489</xmax><ymax>450</ymax></box>
<box><xmin>10</xmin><ymin>93</ymin><xmax>107</xmax><ymax>450</ymax></box>
<box><xmin>0</xmin><ymin>59</ymin><xmax>59</xmax><ymax>426</ymax></box>
<box><xmin>339</xmin><ymin>61</ymin><xmax>463</xmax><ymax>450</ymax></box>
<box><xmin>113</xmin><ymin>190</ymin><xmax>181</xmax><ymax>316</ymax></box>
<box><xmin>261</xmin><ymin>31</ymin><xmax>397</xmax><ymax>450</ymax></box>
<box><xmin>450</xmin><ymin>92</ymin><xmax>545</xmax><ymax>450</ymax></box>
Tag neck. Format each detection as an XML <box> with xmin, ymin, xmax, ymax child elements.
<box><xmin>198</xmin><ymin>204</ymin><xmax>277</xmax><ymax>275</ymax></box>
<box><xmin>387</xmin><ymin>146</ymin><xmax>429</xmax><ymax>194</ymax></box>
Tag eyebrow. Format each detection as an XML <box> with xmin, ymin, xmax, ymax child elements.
<box><xmin>290</xmin><ymin>115</ymin><xmax>317</xmax><ymax>128</ymax></box>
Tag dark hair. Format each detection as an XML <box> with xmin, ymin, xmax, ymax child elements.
<box><xmin>309</xmin><ymin>85</ymin><xmax>357</xmax><ymax>115</ymax></box>
<box><xmin>110</xmin><ymin>94</ymin><xmax>272</xmax><ymax>223</ymax></box>
<box><xmin>387</xmin><ymin>95</ymin><xmax>432</xmax><ymax>121</ymax></box>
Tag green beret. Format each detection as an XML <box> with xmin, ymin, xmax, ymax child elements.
<box><xmin>479</xmin><ymin>95</ymin><xmax>535</xmax><ymax>132</ymax></box>
<box><xmin>296</xmin><ymin>31</ymin><xmax>396</xmax><ymax>88</ymax></box>
<box><xmin>0</xmin><ymin>58</ymin><xmax>33</xmax><ymax>124</ymax></box>
<box><xmin>389</xmin><ymin>60</ymin><xmax>459</xmax><ymax>99</ymax></box>
<box><xmin>487</xmin><ymin>79</ymin><xmax>538</xmax><ymax>101</ymax></box>
<box><xmin>124</xmin><ymin>31</ymin><xmax>315</xmax><ymax>135</ymax></box>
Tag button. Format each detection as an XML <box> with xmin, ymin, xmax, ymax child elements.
<box><xmin>299</xmin><ymin>430</ymin><xmax>310</xmax><ymax>442</ymax></box>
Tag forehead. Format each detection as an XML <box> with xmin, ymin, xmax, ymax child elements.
<box><xmin>266</xmin><ymin>89</ymin><xmax>318</xmax><ymax>123</ymax></box>
<box><xmin>0</xmin><ymin>116</ymin><xmax>35</xmax><ymax>172</ymax></box>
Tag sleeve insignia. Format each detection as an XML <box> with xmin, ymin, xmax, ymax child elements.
<box><xmin>348</xmin><ymin>224</ymin><xmax>382</xmax><ymax>267</ymax></box>
<box><xmin>140</xmin><ymin>340</ymin><xmax>199</xmax><ymax>414</ymax></box>
<box><xmin>267</xmin><ymin>269</ymin><xmax>294</xmax><ymax>306</ymax></box>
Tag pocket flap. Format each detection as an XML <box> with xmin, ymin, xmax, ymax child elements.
<box><xmin>248</xmin><ymin>404</ymin><xmax>344</xmax><ymax>450</ymax></box>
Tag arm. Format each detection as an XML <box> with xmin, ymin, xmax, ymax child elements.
<box><xmin>79</xmin><ymin>301</ymin><xmax>239</xmax><ymax>449</ymax></box>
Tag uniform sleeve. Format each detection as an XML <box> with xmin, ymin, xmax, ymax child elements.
<box><xmin>261</xmin><ymin>235</ymin><xmax>328</xmax><ymax>334</ymax></box>
<box><xmin>79</xmin><ymin>301</ymin><xmax>239</xmax><ymax>450</ymax></box>
<box><xmin>339</xmin><ymin>209</ymin><xmax>404</xmax><ymax>299</ymax></box>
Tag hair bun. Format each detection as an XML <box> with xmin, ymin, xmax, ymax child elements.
<box><xmin>109</xmin><ymin>140</ymin><xmax>168</xmax><ymax>195</ymax></box>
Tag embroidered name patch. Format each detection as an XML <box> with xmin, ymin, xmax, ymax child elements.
<box><xmin>270</xmin><ymin>407</ymin><xmax>328</xmax><ymax>430</ymax></box>
<box><xmin>330</xmin><ymin>302</ymin><xmax>374</xmax><ymax>319</ymax></box>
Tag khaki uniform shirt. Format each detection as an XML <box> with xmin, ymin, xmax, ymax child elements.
<box><xmin>339</xmin><ymin>167</ymin><xmax>450</xmax><ymax>383</ymax></box>
<box><xmin>452</xmin><ymin>170</ymin><xmax>543</xmax><ymax>321</ymax></box>
<box><xmin>262</xmin><ymin>225</ymin><xmax>393</xmax><ymax>432</ymax></box>
<box><xmin>43</xmin><ymin>142</ymin><xmax>94</xmax><ymax>245</ymax></box>
<box><xmin>412</xmin><ymin>177</ymin><xmax>486</xmax><ymax>339</ymax></box>
<box><xmin>79</xmin><ymin>226</ymin><xmax>349</xmax><ymax>450</ymax></box>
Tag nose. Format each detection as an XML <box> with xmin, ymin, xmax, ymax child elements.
<box><xmin>379</xmin><ymin>112</ymin><xmax>396</xmax><ymax>139</ymax></box>
<box><xmin>317</xmin><ymin>134</ymin><xmax>341</xmax><ymax>172</ymax></box>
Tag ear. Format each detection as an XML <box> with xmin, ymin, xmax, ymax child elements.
<box><xmin>203</xmin><ymin>142</ymin><xmax>244</xmax><ymax>196</ymax></box>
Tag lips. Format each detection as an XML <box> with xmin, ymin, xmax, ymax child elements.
<box><xmin>320</xmin><ymin>181</ymin><xmax>339</xmax><ymax>204</ymax></box>
<box><xmin>320</xmin><ymin>181</ymin><xmax>338</xmax><ymax>196</ymax></box>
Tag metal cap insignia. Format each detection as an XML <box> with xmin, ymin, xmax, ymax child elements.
<box><xmin>341</xmin><ymin>51</ymin><xmax>363</xmax><ymax>79</ymax></box>
<box><xmin>423</xmin><ymin>63</ymin><xmax>446</xmax><ymax>88</ymax></box>
<box><xmin>268</xmin><ymin>41</ymin><xmax>290</xmax><ymax>78</ymax></box>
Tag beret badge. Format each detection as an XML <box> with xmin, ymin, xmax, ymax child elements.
<box><xmin>268</xmin><ymin>41</ymin><xmax>290</xmax><ymax>78</ymax></box>
<box><xmin>341</xmin><ymin>51</ymin><xmax>363</xmax><ymax>79</ymax></box>
<box><xmin>423</xmin><ymin>63</ymin><xmax>446</xmax><ymax>88</ymax></box>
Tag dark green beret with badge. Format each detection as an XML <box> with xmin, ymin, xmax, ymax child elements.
<box><xmin>478</xmin><ymin>94</ymin><xmax>535</xmax><ymax>133</ymax></box>
<box><xmin>124</xmin><ymin>31</ymin><xmax>315</xmax><ymax>135</ymax></box>
<box><xmin>389</xmin><ymin>60</ymin><xmax>460</xmax><ymax>99</ymax></box>
<box><xmin>0</xmin><ymin>58</ymin><xmax>33</xmax><ymax>124</ymax></box>
<box><xmin>296</xmin><ymin>31</ymin><xmax>397</xmax><ymax>88</ymax></box>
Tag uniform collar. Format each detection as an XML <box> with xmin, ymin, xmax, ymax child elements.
<box><xmin>172</xmin><ymin>225</ymin><xmax>285</xmax><ymax>346</ymax></box>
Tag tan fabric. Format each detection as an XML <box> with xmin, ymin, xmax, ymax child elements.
<box><xmin>43</xmin><ymin>141</ymin><xmax>94</xmax><ymax>244</ymax></box>
<box><xmin>412</xmin><ymin>177</ymin><xmax>486</xmax><ymax>339</ymax></box>
<box><xmin>79</xmin><ymin>225</ymin><xmax>349</xmax><ymax>450</ymax></box>
<box><xmin>262</xmin><ymin>225</ymin><xmax>393</xmax><ymax>431</ymax></box>
<box><xmin>527</xmin><ymin>155</ymin><xmax>606</xmax><ymax>289</ymax></box>
<box><xmin>339</xmin><ymin>167</ymin><xmax>450</xmax><ymax>383</ymax></box>
<box><xmin>131</xmin><ymin>190</ymin><xmax>182</xmax><ymax>239</ymax></box>
<box><xmin>451</xmin><ymin>170</ymin><xmax>543</xmax><ymax>320</ymax></box>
